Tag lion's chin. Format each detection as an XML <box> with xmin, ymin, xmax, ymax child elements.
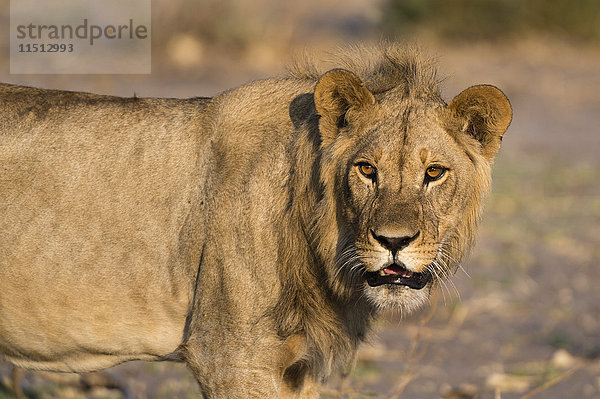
<box><xmin>363</xmin><ymin>282</ymin><xmax>431</xmax><ymax>312</ymax></box>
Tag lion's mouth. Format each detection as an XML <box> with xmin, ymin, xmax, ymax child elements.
<box><xmin>365</xmin><ymin>263</ymin><xmax>431</xmax><ymax>290</ymax></box>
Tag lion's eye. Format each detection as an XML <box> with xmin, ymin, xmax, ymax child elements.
<box><xmin>358</xmin><ymin>163</ymin><xmax>377</xmax><ymax>180</ymax></box>
<box><xmin>425</xmin><ymin>166</ymin><xmax>446</xmax><ymax>182</ymax></box>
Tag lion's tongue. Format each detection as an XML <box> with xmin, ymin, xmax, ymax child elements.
<box><xmin>383</xmin><ymin>264</ymin><xmax>413</xmax><ymax>278</ymax></box>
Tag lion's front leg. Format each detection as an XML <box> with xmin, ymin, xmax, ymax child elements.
<box><xmin>278</xmin><ymin>336</ymin><xmax>321</xmax><ymax>399</ymax></box>
<box><xmin>182</xmin><ymin>331</ymin><xmax>319</xmax><ymax>398</ymax></box>
<box><xmin>280</xmin><ymin>372</ymin><xmax>320</xmax><ymax>399</ymax></box>
<box><xmin>182</xmin><ymin>336</ymin><xmax>289</xmax><ymax>398</ymax></box>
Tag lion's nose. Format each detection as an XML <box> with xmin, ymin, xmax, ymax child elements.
<box><xmin>371</xmin><ymin>230</ymin><xmax>420</xmax><ymax>254</ymax></box>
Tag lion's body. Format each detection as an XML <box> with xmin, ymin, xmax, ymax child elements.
<box><xmin>0</xmin><ymin>79</ymin><xmax>311</xmax><ymax>369</ymax></box>
<box><xmin>0</xmin><ymin>88</ymin><xmax>210</xmax><ymax>370</ymax></box>
<box><xmin>0</xmin><ymin>45</ymin><xmax>511</xmax><ymax>398</ymax></box>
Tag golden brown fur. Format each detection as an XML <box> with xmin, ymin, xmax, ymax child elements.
<box><xmin>0</xmin><ymin>44</ymin><xmax>511</xmax><ymax>398</ymax></box>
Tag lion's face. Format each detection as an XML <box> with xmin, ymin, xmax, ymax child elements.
<box><xmin>313</xmin><ymin>69</ymin><xmax>511</xmax><ymax>311</ymax></box>
<box><xmin>339</xmin><ymin>103</ymin><xmax>480</xmax><ymax>309</ymax></box>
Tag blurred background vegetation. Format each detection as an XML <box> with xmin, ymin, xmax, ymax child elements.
<box><xmin>383</xmin><ymin>0</ymin><xmax>600</xmax><ymax>42</ymax></box>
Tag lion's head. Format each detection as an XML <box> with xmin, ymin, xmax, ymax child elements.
<box><xmin>303</xmin><ymin>47</ymin><xmax>512</xmax><ymax>312</ymax></box>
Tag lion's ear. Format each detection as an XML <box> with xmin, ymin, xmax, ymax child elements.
<box><xmin>448</xmin><ymin>85</ymin><xmax>512</xmax><ymax>160</ymax></box>
<box><xmin>314</xmin><ymin>69</ymin><xmax>375</xmax><ymax>143</ymax></box>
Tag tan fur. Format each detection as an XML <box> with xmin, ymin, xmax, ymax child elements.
<box><xmin>0</xmin><ymin>44</ymin><xmax>511</xmax><ymax>398</ymax></box>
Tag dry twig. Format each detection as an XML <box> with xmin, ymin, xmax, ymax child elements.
<box><xmin>518</xmin><ymin>361</ymin><xmax>586</xmax><ymax>399</ymax></box>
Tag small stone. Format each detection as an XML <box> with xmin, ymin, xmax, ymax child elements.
<box><xmin>441</xmin><ymin>383</ymin><xmax>478</xmax><ymax>399</ymax></box>
<box><xmin>167</xmin><ymin>34</ymin><xmax>205</xmax><ymax>69</ymax></box>
<box><xmin>486</xmin><ymin>372</ymin><xmax>532</xmax><ymax>393</ymax></box>
<box><xmin>551</xmin><ymin>349</ymin><xmax>576</xmax><ymax>369</ymax></box>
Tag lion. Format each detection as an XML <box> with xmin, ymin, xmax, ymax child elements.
<box><xmin>0</xmin><ymin>44</ymin><xmax>511</xmax><ymax>398</ymax></box>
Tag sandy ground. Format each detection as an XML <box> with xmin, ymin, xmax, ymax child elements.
<box><xmin>0</xmin><ymin>4</ymin><xmax>599</xmax><ymax>397</ymax></box>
